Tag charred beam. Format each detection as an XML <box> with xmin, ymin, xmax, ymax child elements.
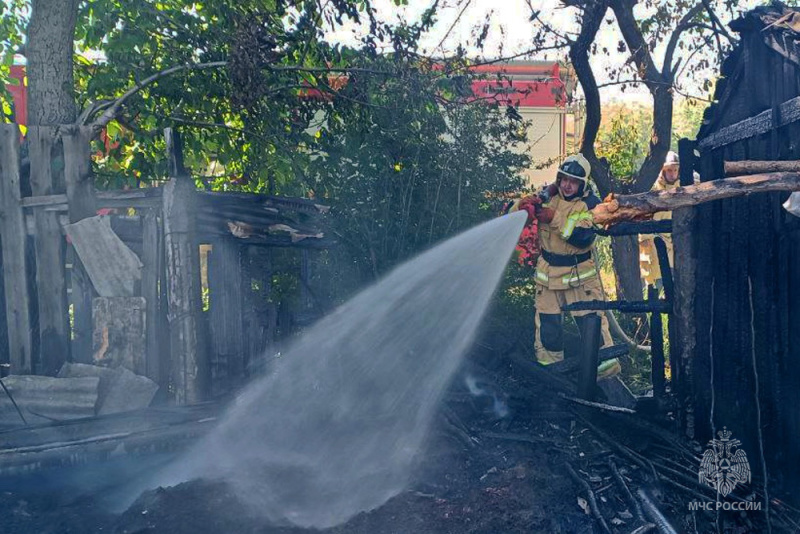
<box><xmin>594</xmin><ymin>220</ymin><xmax>672</xmax><ymax>237</ymax></box>
<box><xmin>725</xmin><ymin>160</ymin><xmax>800</xmax><ymax>176</ymax></box>
<box><xmin>562</xmin><ymin>299</ymin><xmax>671</xmax><ymax>314</ymax></box>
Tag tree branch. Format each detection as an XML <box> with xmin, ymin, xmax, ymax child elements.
<box><xmin>610</xmin><ymin>0</ymin><xmax>672</xmax><ymax>193</ymax></box>
<box><xmin>663</xmin><ymin>2</ymin><xmax>705</xmax><ymax>80</ymax></box>
<box><xmin>570</xmin><ymin>0</ymin><xmax>613</xmax><ymax>197</ymax></box>
<box><xmin>702</xmin><ymin>0</ymin><xmax>736</xmax><ymax>44</ymax></box>
<box><xmin>164</xmin><ymin>115</ymin><xmax>272</xmax><ymax>144</ymax></box>
<box><xmin>87</xmin><ymin>61</ymin><xmax>228</xmax><ymax>131</ymax></box>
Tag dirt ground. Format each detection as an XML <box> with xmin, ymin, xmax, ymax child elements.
<box><xmin>1</xmin><ymin>341</ymin><xmax>797</xmax><ymax>534</ymax></box>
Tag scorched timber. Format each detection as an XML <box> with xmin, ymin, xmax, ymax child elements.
<box><xmin>724</xmin><ymin>160</ymin><xmax>800</xmax><ymax>176</ymax></box>
<box><xmin>593</xmin><ymin>172</ymin><xmax>800</xmax><ymax>225</ymax></box>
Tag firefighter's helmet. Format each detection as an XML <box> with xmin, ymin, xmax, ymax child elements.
<box><xmin>558</xmin><ymin>153</ymin><xmax>591</xmax><ymax>184</ymax></box>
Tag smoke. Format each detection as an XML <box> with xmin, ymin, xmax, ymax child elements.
<box><xmin>464</xmin><ymin>374</ymin><xmax>510</xmax><ymax>419</ymax></box>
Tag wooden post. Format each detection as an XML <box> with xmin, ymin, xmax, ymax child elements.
<box><xmin>208</xmin><ymin>239</ymin><xmax>244</xmax><ymax>394</ymax></box>
<box><xmin>28</xmin><ymin>126</ymin><xmax>69</xmax><ymax>375</ymax></box>
<box><xmin>62</xmin><ymin>125</ymin><xmax>97</xmax><ymax>363</ymax></box>
<box><xmin>649</xmin><ymin>285</ymin><xmax>665</xmax><ymax>401</ymax></box>
<box><xmin>300</xmin><ymin>248</ymin><xmax>312</xmax><ymax>311</ymax></box>
<box><xmin>158</xmin><ymin>221</ymin><xmax>170</xmax><ymax>387</ymax></box>
<box><xmin>673</xmin><ymin>137</ymin><xmax>697</xmax><ymax>439</ymax></box>
<box><xmin>0</xmin><ymin>125</ymin><xmax>33</xmax><ymax>374</ymax></box>
<box><xmin>141</xmin><ymin>211</ymin><xmax>162</xmax><ymax>384</ymax></box>
<box><xmin>0</xmin><ymin>245</ymin><xmax>8</xmax><ymax>368</ymax></box>
<box><xmin>162</xmin><ymin>128</ymin><xmax>208</xmax><ymax>404</ymax></box>
<box><xmin>724</xmin><ymin>160</ymin><xmax>800</xmax><ymax>176</ymax></box>
<box><xmin>577</xmin><ymin>314</ymin><xmax>601</xmax><ymax>401</ymax></box>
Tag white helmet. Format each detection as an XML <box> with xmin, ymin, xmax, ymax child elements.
<box><xmin>663</xmin><ymin>151</ymin><xmax>679</xmax><ymax>167</ymax></box>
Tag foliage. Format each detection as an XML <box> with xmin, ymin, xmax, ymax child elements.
<box><xmin>300</xmin><ymin>53</ymin><xmax>528</xmax><ymax>281</ymax></box>
<box><xmin>59</xmin><ymin>0</ymin><xmax>414</xmax><ymax>189</ymax></box>
<box><xmin>595</xmin><ymin>104</ymin><xmax>651</xmax><ymax>183</ymax></box>
<box><xmin>0</xmin><ymin>0</ymin><xmax>27</xmax><ymax>121</ymax></box>
<box><xmin>671</xmin><ymin>96</ymin><xmax>707</xmax><ymax>146</ymax></box>
<box><xmin>596</xmin><ymin>97</ymin><xmax>708</xmax><ymax>187</ymax></box>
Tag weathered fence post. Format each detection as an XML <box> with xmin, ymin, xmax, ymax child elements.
<box><xmin>208</xmin><ymin>239</ymin><xmax>244</xmax><ymax>394</ymax></box>
<box><xmin>577</xmin><ymin>314</ymin><xmax>601</xmax><ymax>401</ymax></box>
<box><xmin>673</xmin><ymin>137</ymin><xmax>698</xmax><ymax>439</ymax></box>
<box><xmin>62</xmin><ymin>125</ymin><xmax>97</xmax><ymax>363</ymax></box>
<box><xmin>300</xmin><ymin>248</ymin><xmax>312</xmax><ymax>311</ymax></box>
<box><xmin>653</xmin><ymin>235</ymin><xmax>676</xmax><ymax>406</ymax></box>
<box><xmin>649</xmin><ymin>285</ymin><xmax>666</xmax><ymax>401</ymax></box>
<box><xmin>141</xmin><ymin>211</ymin><xmax>163</xmax><ymax>385</ymax></box>
<box><xmin>28</xmin><ymin>126</ymin><xmax>69</xmax><ymax>375</ymax></box>
<box><xmin>162</xmin><ymin>128</ymin><xmax>208</xmax><ymax>404</ymax></box>
<box><xmin>0</xmin><ymin>125</ymin><xmax>33</xmax><ymax>374</ymax></box>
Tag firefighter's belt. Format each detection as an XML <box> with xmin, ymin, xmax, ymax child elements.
<box><xmin>540</xmin><ymin>249</ymin><xmax>592</xmax><ymax>267</ymax></box>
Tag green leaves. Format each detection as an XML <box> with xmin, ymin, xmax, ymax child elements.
<box><xmin>299</xmin><ymin>54</ymin><xmax>527</xmax><ymax>280</ymax></box>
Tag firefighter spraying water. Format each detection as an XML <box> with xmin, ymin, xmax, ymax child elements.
<box><xmin>503</xmin><ymin>154</ymin><xmax>621</xmax><ymax>379</ymax></box>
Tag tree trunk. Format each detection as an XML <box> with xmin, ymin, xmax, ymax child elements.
<box><xmin>25</xmin><ymin>1</ymin><xmax>80</xmax><ymax>372</ymax></box>
<box><xmin>610</xmin><ymin>236</ymin><xmax>643</xmax><ymax>301</ymax></box>
<box><xmin>26</xmin><ymin>0</ymin><xmax>79</xmax><ymax>125</ymax></box>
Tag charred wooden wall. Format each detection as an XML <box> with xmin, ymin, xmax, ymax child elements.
<box><xmin>693</xmin><ymin>29</ymin><xmax>800</xmax><ymax>498</ymax></box>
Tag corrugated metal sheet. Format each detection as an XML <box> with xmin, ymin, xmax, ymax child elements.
<box><xmin>0</xmin><ymin>375</ymin><xmax>99</xmax><ymax>427</ymax></box>
<box><xmin>0</xmin><ymin>403</ymin><xmax>218</xmax><ymax>479</ymax></box>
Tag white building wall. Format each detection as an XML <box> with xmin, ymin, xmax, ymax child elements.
<box><xmin>515</xmin><ymin>107</ymin><xmax>566</xmax><ymax>188</ymax></box>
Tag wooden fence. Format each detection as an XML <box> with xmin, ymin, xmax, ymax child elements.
<box><xmin>0</xmin><ymin>124</ymin><xmax>329</xmax><ymax>404</ymax></box>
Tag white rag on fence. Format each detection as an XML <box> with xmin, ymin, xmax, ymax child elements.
<box><xmin>783</xmin><ymin>192</ymin><xmax>800</xmax><ymax>218</ymax></box>
<box><xmin>65</xmin><ymin>215</ymin><xmax>144</xmax><ymax>297</ymax></box>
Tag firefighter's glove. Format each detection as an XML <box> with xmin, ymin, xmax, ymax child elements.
<box><xmin>517</xmin><ymin>196</ymin><xmax>541</xmax><ymax>225</ymax></box>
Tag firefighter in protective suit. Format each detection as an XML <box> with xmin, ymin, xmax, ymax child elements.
<box><xmin>511</xmin><ymin>154</ymin><xmax>619</xmax><ymax>378</ymax></box>
<box><xmin>639</xmin><ymin>151</ymin><xmax>698</xmax><ymax>287</ymax></box>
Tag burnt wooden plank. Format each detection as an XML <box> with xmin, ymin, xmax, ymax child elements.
<box><xmin>690</xmin><ymin>149</ymin><xmax>721</xmax><ymax>443</ymax></box>
<box><xmin>594</xmin><ymin>220</ymin><xmax>672</xmax><ymax>237</ymax></box>
<box><xmin>21</xmin><ymin>189</ymin><xmax>161</xmax><ymax>212</ymax></box>
<box><xmin>671</xmin><ymin>138</ymin><xmax>697</xmax><ymax>438</ymax></box>
<box><xmin>0</xmin><ymin>125</ymin><xmax>33</xmax><ymax>374</ymax></box>
<box><xmin>142</xmin><ymin>212</ymin><xmax>162</xmax><ymax>384</ymax></box>
<box><xmin>28</xmin><ymin>126</ymin><xmax>69</xmax><ymax>376</ymax></box>
<box><xmin>208</xmin><ymin>239</ymin><xmax>244</xmax><ymax>394</ymax></box>
<box><xmin>648</xmin><ymin>286</ymin><xmax>665</xmax><ymax>401</ymax></box>
<box><xmin>61</xmin><ymin>126</ymin><xmax>97</xmax><ymax>222</ymax></box>
<box><xmin>0</xmin><ymin>403</ymin><xmax>218</xmax><ymax>479</ymax></box>
<box><xmin>163</xmin><ymin>129</ymin><xmax>208</xmax><ymax>405</ymax></box>
<box><xmin>62</xmin><ymin>125</ymin><xmax>97</xmax><ymax>364</ymax></box>
<box><xmin>698</xmin><ymin>94</ymin><xmax>800</xmax><ymax>152</ymax></box>
<box><xmin>786</xmin><ymin>226</ymin><xmax>800</xmax><ymax>490</ymax></box>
